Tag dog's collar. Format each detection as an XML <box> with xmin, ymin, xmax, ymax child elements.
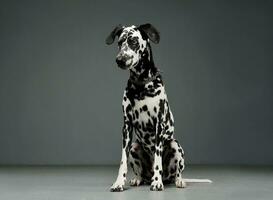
<box><xmin>129</xmin><ymin>70</ymin><xmax>161</xmax><ymax>86</ymax></box>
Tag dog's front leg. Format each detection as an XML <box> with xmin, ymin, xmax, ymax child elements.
<box><xmin>150</xmin><ymin>121</ymin><xmax>164</xmax><ymax>191</ymax></box>
<box><xmin>110</xmin><ymin>119</ymin><xmax>132</xmax><ymax>192</ymax></box>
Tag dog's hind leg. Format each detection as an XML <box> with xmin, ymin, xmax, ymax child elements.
<box><xmin>128</xmin><ymin>141</ymin><xmax>153</xmax><ymax>186</ymax></box>
<box><xmin>163</xmin><ymin>139</ymin><xmax>186</xmax><ymax>188</ymax></box>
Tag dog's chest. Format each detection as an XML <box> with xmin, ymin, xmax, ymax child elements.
<box><xmin>131</xmin><ymin>91</ymin><xmax>166</xmax><ymax>148</ymax></box>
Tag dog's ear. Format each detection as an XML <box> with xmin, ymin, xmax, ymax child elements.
<box><xmin>138</xmin><ymin>23</ymin><xmax>160</xmax><ymax>44</ymax></box>
<box><xmin>105</xmin><ymin>24</ymin><xmax>123</xmax><ymax>45</ymax></box>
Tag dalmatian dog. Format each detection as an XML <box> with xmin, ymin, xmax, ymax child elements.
<box><xmin>106</xmin><ymin>24</ymin><xmax>211</xmax><ymax>192</ymax></box>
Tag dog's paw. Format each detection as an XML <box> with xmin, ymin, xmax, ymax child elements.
<box><xmin>175</xmin><ymin>178</ymin><xmax>186</xmax><ymax>188</ymax></box>
<box><xmin>110</xmin><ymin>181</ymin><xmax>125</xmax><ymax>192</ymax></box>
<box><xmin>150</xmin><ymin>181</ymin><xmax>164</xmax><ymax>191</ymax></box>
<box><xmin>129</xmin><ymin>177</ymin><xmax>143</xmax><ymax>186</ymax></box>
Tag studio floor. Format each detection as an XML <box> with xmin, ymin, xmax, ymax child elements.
<box><xmin>0</xmin><ymin>165</ymin><xmax>272</xmax><ymax>200</ymax></box>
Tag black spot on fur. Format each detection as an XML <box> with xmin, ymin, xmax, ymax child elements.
<box><xmin>135</xmin><ymin>160</ymin><xmax>140</xmax><ymax>166</ymax></box>
<box><xmin>130</xmin><ymin>162</ymin><xmax>134</xmax><ymax>169</ymax></box>
<box><xmin>160</xmin><ymin>150</ymin><xmax>163</xmax><ymax>156</ymax></box>
<box><xmin>142</xmin><ymin>122</ymin><xmax>147</xmax><ymax>132</ymax></box>
<box><xmin>130</xmin><ymin>151</ymin><xmax>140</xmax><ymax>159</ymax></box>
<box><xmin>122</xmin><ymin>139</ymin><xmax>126</xmax><ymax>148</ymax></box>
<box><xmin>159</xmin><ymin>99</ymin><xmax>165</xmax><ymax>114</ymax></box>
<box><xmin>155</xmin><ymin>90</ymin><xmax>161</xmax><ymax>96</ymax></box>
<box><xmin>142</xmin><ymin>105</ymin><xmax>148</xmax><ymax>111</ymax></box>
<box><xmin>126</xmin><ymin>104</ymin><xmax>132</xmax><ymax>113</ymax></box>
<box><xmin>135</xmin><ymin>110</ymin><xmax>139</xmax><ymax>119</ymax></box>
<box><xmin>144</xmin><ymin>134</ymin><xmax>151</xmax><ymax>145</ymax></box>
<box><xmin>151</xmin><ymin>146</ymin><xmax>155</xmax><ymax>152</ymax></box>
<box><xmin>156</xmin><ymin>126</ymin><xmax>162</xmax><ymax>146</ymax></box>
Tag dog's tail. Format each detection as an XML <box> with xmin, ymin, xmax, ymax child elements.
<box><xmin>184</xmin><ymin>178</ymin><xmax>212</xmax><ymax>183</ymax></box>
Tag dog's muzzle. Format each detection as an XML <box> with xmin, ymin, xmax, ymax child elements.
<box><xmin>116</xmin><ymin>54</ymin><xmax>131</xmax><ymax>69</ymax></box>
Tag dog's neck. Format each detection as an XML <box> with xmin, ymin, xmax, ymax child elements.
<box><xmin>129</xmin><ymin>43</ymin><xmax>159</xmax><ymax>86</ymax></box>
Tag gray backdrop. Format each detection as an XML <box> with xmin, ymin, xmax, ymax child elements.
<box><xmin>0</xmin><ymin>0</ymin><xmax>272</xmax><ymax>165</ymax></box>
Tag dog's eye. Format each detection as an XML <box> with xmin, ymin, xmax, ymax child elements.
<box><xmin>128</xmin><ymin>37</ymin><xmax>137</xmax><ymax>45</ymax></box>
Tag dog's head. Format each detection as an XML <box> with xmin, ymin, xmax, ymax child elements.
<box><xmin>106</xmin><ymin>24</ymin><xmax>160</xmax><ymax>70</ymax></box>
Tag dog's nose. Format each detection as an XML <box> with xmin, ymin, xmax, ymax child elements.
<box><xmin>116</xmin><ymin>56</ymin><xmax>126</xmax><ymax>68</ymax></box>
